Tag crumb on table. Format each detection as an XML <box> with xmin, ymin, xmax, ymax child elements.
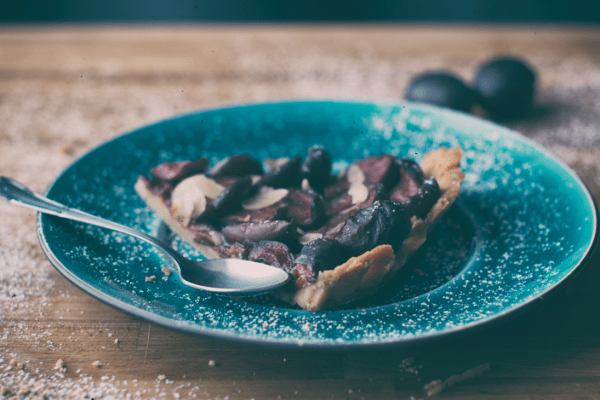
<box><xmin>53</xmin><ymin>359</ymin><xmax>66</xmax><ymax>372</ymax></box>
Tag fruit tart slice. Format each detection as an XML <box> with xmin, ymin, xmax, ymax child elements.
<box><xmin>135</xmin><ymin>146</ymin><xmax>465</xmax><ymax>311</ymax></box>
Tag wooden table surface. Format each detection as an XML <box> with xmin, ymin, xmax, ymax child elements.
<box><xmin>1</xmin><ymin>24</ymin><xmax>600</xmax><ymax>399</ymax></box>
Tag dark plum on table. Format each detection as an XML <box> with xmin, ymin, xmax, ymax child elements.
<box><xmin>405</xmin><ymin>71</ymin><xmax>475</xmax><ymax>113</ymax></box>
<box><xmin>472</xmin><ymin>56</ymin><xmax>536</xmax><ymax>119</ymax></box>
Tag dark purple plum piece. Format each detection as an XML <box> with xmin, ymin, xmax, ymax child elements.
<box><xmin>323</xmin><ymin>178</ymin><xmax>350</xmax><ymax>200</ymax></box>
<box><xmin>390</xmin><ymin>158</ymin><xmax>425</xmax><ymax>203</ymax></box>
<box><xmin>334</xmin><ymin>200</ymin><xmax>411</xmax><ymax>257</ymax></box>
<box><xmin>295</xmin><ymin>238</ymin><xmax>342</xmax><ymax>273</ymax></box>
<box><xmin>256</xmin><ymin>157</ymin><xmax>301</xmax><ymax>189</ymax></box>
<box><xmin>286</xmin><ymin>189</ymin><xmax>325</xmax><ymax>228</ymax></box>
<box><xmin>327</xmin><ymin>182</ymin><xmax>386</xmax><ymax>221</ymax></box>
<box><xmin>324</xmin><ymin>193</ymin><xmax>353</xmax><ymax>216</ymax></box>
<box><xmin>301</xmin><ymin>146</ymin><xmax>332</xmax><ymax>192</ymax></box>
<box><xmin>402</xmin><ymin>177</ymin><xmax>441</xmax><ymax>219</ymax></box>
<box><xmin>398</xmin><ymin>158</ymin><xmax>424</xmax><ymax>184</ymax></box>
<box><xmin>219</xmin><ymin>201</ymin><xmax>288</xmax><ymax>225</ymax></box>
<box><xmin>210</xmin><ymin>154</ymin><xmax>263</xmax><ymax>179</ymax></box>
<box><xmin>221</xmin><ymin>220</ymin><xmax>295</xmax><ymax>244</ymax></box>
<box><xmin>246</xmin><ymin>241</ymin><xmax>295</xmax><ymax>273</ymax></box>
<box><xmin>357</xmin><ymin>154</ymin><xmax>399</xmax><ymax>190</ymax></box>
<box><xmin>317</xmin><ymin>218</ymin><xmax>348</xmax><ymax>240</ymax></box>
<box><xmin>319</xmin><ymin>182</ymin><xmax>387</xmax><ymax>239</ymax></box>
<box><xmin>198</xmin><ymin>176</ymin><xmax>253</xmax><ymax>221</ymax></box>
<box><xmin>150</xmin><ymin>157</ymin><xmax>210</xmax><ymax>181</ymax></box>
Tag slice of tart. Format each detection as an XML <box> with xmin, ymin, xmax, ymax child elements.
<box><xmin>135</xmin><ymin>146</ymin><xmax>465</xmax><ymax>311</ymax></box>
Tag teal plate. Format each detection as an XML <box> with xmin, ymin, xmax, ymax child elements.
<box><xmin>38</xmin><ymin>101</ymin><xmax>598</xmax><ymax>349</ymax></box>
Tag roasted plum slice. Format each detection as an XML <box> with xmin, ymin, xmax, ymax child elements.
<box><xmin>150</xmin><ymin>157</ymin><xmax>210</xmax><ymax>181</ymax></box>
<box><xmin>256</xmin><ymin>156</ymin><xmax>301</xmax><ymax>189</ymax></box>
<box><xmin>390</xmin><ymin>158</ymin><xmax>425</xmax><ymax>203</ymax></box>
<box><xmin>318</xmin><ymin>183</ymin><xmax>387</xmax><ymax>239</ymax></box>
<box><xmin>293</xmin><ymin>238</ymin><xmax>342</xmax><ymax>288</ymax></box>
<box><xmin>221</xmin><ymin>220</ymin><xmax>296</xmax><ymax>245</ymax></box>
<box><xmin>245</xmin><ymin>240</ymin><xmax>295</xmax><ymax>273</ymax></box>
<box><xmin>399</xmin><ymin>158</ymin><xmax>425</xmax><ymax>182</ymax></box>
<box><xmin>220</xmin><ymin>201</ymin><xmax>288</xmax><ymax>225</ymax></box>
<box><xmin>334</xmin><ymin>200</ymin><xmax>411</xmax><ymax>257</ymax></box>
<box><xmin>198</xmin><ymin>176</ymin><xmax>253</xmax><ymax>221</ymax></box>
<box><xmin>357</xmin><ymin>154</ymin><xmax>399</xmax><ymax>190</ymax></box>
<box><xmin>325</xmin><ymin>182</ymin><xmax>385</xmax><ymax>220</ymax></box>
<box><xmin>322</xmin><ymin>154</ymin><xmax>398</xmax><ymax>201</ymax></box>
<box><xmin>402</xmin><ymin>177</ymin><xmax>441</xmax><ymax>219</ymax></box>
<box><xmin>295</xmin><ymin>238</ymin><xmax>342</xmax><ymax>273</ymax></box>
<box><xmin>301</xmin><ymin>146</ymin><xmax>332</xmax><ymax>192</ymax></box>
<box><xmin>324</xmin><ymin>193</ymin><xmax>353</xmax><ymax>216</ymax></box>
<box><xmin>286</xmin><ymin>189</ymin><xmax>325</xmax><ymax>228</ymax></box>
<box><xmin>210</xmin><ymin>154</ymin><xmax>263</xmax><ymax>179</ymax></box>
<box><xmin>323</xmin><ymin>178</ymin><xmax>350</xmax><ymax>199</ymax></box>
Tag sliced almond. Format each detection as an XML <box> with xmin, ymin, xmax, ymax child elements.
<box><xmin>299</xmin><ymin>232</ymin><xmax>323</xmax><ymax>245</ymax></box>
<box><xmin>265</xmin><ymin>157</ymin><xmax>290</xmax><ymax>171</ymax></box>
<box><xmin>210</xmin><ymin>157</ymin><xmax>230</xmax><ymax>176</ymax></box>
<box><xmin>194</xmin><ymin>175</ymin><xmax>226</xmax><ymax>199</ymax></box>
<box><xmin>242</xmin><ymin>186</ymin><xmax>289</xmax><ymax>211</ymax></box>
<box><xmin>171</xmin><ymin>175</ymin><xmax>209</xmax><ymax>226</ymax></box>
<box><xmin>346</xmin><ymin>164</ymin><xmax>365</xmax><ymax>184</ymax></box>
<box><xmin>348</xmin><ymin>182</ymin><xmax>369</xmax><ymax>204</ymax></box>
<box><xmin>209</xmin><ymin>230</ymin><xmax>225</xmax><ymax>246</ymax></box>
<box><xmin>301</xmin><ymin>178</ymin><xmax>313</xmax><ymax>192</ymax></box>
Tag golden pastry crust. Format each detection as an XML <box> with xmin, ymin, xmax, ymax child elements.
<box><xmin>289</xmin><ymin>245</ymin><xmax>395</xmax><ymax>311</ymax></box>
<box><xmin>135</xmin><ymin>146</ymin><xmax>465</xmax><ymax>311</ymax></box>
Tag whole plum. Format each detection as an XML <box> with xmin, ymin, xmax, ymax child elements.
<box><xmin>473</xmin><ymin>56</ymin><xmax>536</xmax><ymax>119</ymax></box>
<box><xmin>405</xmin><ymin>72</ymin><xmax>474</xmax><ymax>113</ymax></box>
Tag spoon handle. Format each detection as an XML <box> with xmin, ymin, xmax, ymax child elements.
<box><xmin>0</xmin><ymin>176</ymin><xmax>182</xmax><ymax>265</ymax></box>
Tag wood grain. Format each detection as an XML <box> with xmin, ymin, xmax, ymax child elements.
<box><xmin>1</xmin><ymin>24</ymin><xmax>600</xmax><ymax>399</ymax></box>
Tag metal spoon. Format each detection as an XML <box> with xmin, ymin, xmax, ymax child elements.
<box><xmin>0</xmin><ymin>176</ymin><xmax>291</xmax><ymax>295</ymax></box>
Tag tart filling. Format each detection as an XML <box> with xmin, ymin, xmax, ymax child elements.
<box><xmin>135</xmin><ymin>146</ymin><xmax>465</xmax><ymax>311</ymax></box>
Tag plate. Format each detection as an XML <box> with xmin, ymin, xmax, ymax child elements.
<box><xmin>38</xmin><ymin>101</ymin><xmax>598</xmax><ymax>349</ymax></box>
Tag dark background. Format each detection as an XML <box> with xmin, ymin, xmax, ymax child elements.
<box><xmin>2</xmin><ymin>0</ymin><xmax>600</xmax><ymax>23</ymax></box>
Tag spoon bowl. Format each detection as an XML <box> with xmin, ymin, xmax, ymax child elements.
<box><xmin>0</xmin><ymin>177</ymin><xmax>291</xmax><ymax>295</ymax></box>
